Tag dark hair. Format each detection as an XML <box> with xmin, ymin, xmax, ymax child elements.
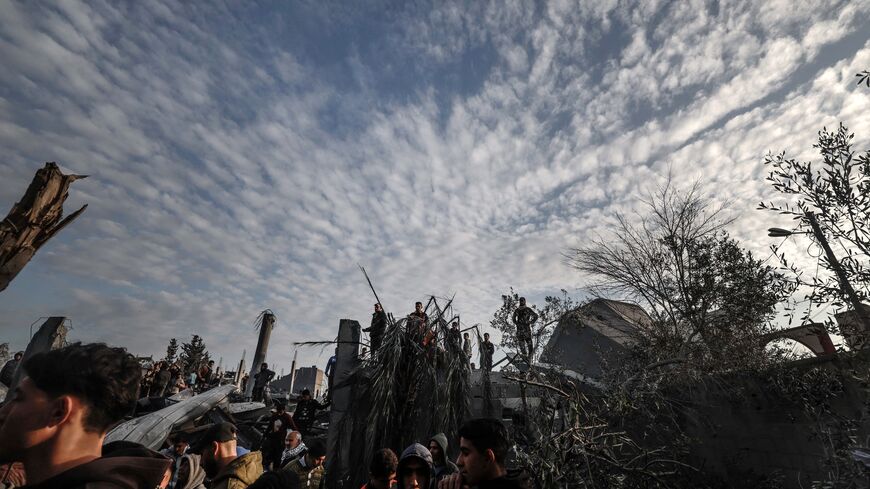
<box><xmin>301</xmin><ymin>388</ymin><xmax>311</xmax><ymax>396</ymax></box>
<box><xmin>369</xmin><ymin>448</ymin><xmax>398</xmax><ymax>478</ymax></box>
<box><xmin>307</xmin><ymin>438</ymin><xmax>327</xmax><ymax>458</ymax></box>
<box><xmin>458</xmin><ymin>418</ymin><xmax>510</xmax><ymax>466</ymax></box>
<box><xmin>415</xmin><ymin>302</ymin><xmax>422</xmax><ymax>307</ymax></box>
<box><xmin>23</xmin><ymin>342</ymin><xmax>141</xmax><ymax>433</ymax></box>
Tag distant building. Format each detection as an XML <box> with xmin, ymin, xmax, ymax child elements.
<box><xmin>289</xmin><ymin>365</ymin><xmax>325</xmax><ymax>398</ymax></box>
<box><xmin>269</xmin><ymin>373</ymin><xmax>295</xmax><ymax>396</ymax></box>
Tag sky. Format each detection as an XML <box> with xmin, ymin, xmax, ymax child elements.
<box><xmin>0</xmin><ymin>0</ymin><xmax>869</xmax><ymax>374</ymax></box>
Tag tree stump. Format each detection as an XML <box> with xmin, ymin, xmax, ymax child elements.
<box><xmin>0</xmin><ymin>162</ymin><xmax>87</xmax><ymax>292</ymax></box>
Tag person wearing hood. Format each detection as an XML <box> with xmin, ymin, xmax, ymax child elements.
<box><xmin>171</xmin><ymin>453</ymin><xmax>207</xmax><ymax>489</ymax></box>
<box><xmin>397</xmin><ymin>443</ymin><xmax>434</xmax><ymax>489</ymax></box>
<box><xmin>427</xmin><ymin>434</ymin><xmax>458</xmax><ymax>483</ymax></box>
<box><xmin>0</xmin><ymin>342</ymin><xmax>170</xmax><ymax>489</ymax></box>
<box><xmin>194</xmin><ymin>422</ymin><xmax>262</xmax><ymax>489</ymax></box>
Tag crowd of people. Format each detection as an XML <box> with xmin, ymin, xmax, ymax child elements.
<box><xmin>141</xmin><ymin>359</ymin><xmax>219</xmax><ymax>399</ymax></box>
<box><xmin>0</xmin><ymin>342</ymin><xmax>530</xmax><ymax>488</ymax></box>
<box><xmin>362</xmin><ymin>297</ymin><xmax>541</xmax><ymax>372</ymax></box>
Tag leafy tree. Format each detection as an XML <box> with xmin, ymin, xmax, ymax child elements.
<box><xmin>179</xmin><ymin>334</ymin><xmax>210</xmax><ymax>375</ymax></box>
<box><xmin>568</xmin><ymin>180</ymin><xmax>793</xmax><ymax>368</ymax></box>
<box><xmin>761</xmin><ymin>123</ymin><xmax>870</xmax><ymax>312</ymax></box>
<box><xmin>165</xmin><ymin>338</ymin><xmax>178</xmax><ymax>364</ymax></box>
<box><xmin>857</xmin><ymin>70</ymin><xmax>870</xmax><ymax>88</ymax></box>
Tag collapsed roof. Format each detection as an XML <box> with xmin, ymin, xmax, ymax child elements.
<box><xmin>540</xmin><ymin>298</ymin><xmax>651</xmax><ymax>379</ymax></box>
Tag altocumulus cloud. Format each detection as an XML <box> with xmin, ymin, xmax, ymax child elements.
<box><xmin>0</xmin><ymin>0</ymin><xmax>869</xmax><ymax>369</ymax></box>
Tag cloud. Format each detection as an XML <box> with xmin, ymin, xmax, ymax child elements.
<box><xmin>0</xmin><ymin>0</ymin><xmax>868</xmax><ymax>370</ymax></box>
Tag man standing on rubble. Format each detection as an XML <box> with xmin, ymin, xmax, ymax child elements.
<box><xmin>480</xmin><ymin>333</ymin><xmax>495</xmax><ymax>372</ymax></box>
<box><xmin>408</xmin><ymin>302</ymin><xmax>428</xmax><ymax>339</ymax></box>
<box><xmin>447</xmin><ymin>322</ymin><xmax>461</xmax><ymax>353</ymax></box>
<box><xmin>364</xmin><ymin>303</ymin><xmax>388</xmax><ymax>354</ymax></box>
<box><xmin>512</xmin><ymin>297</ymin><xmax>538</xmax><ymax>362</ymax></box>
<box><xmin>252</xmin><ymin>363</ymin><xmax>275</xmax><ymax>402</ymax></box>
<box><xmin>293</xmin><ymin>389</ymin><xmax>330</xmax><ymax>436</ymax></box>
<box><xmin>462</xmin><ymin>333</ymin><xmax>472</xmax><ymax>363</ymax></box>
<box><xmin>324</xmin><ymin>349</ymin><xmax>336</xmax><ymax>402</ymax></box>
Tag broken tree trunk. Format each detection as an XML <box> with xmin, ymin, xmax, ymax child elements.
<box><xmin>0</xmin><ymin>162</ymin><xmax>87</xmax><ymax>292</ymax></box>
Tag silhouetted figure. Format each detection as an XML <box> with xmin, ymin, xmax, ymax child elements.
<box><xmin>512</xmin><ymin>297</ymin><xmax>538</xmax><ymax>362</ymax></box>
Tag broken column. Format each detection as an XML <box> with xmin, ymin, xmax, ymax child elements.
<box><xmin>244</xmin><ymin>311</ymin><xmax>275</xmax><ymax>399</ymax></box>
<box><xmin>325</xmin><ymin>319</ymin><xmax>361</xmax><ymax>488</ymax></box>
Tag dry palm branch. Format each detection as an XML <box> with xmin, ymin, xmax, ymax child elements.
<box><xmin>330</xmin><ymin>295</ymin><xmax>471</xmax><ymax>486</ymax></box>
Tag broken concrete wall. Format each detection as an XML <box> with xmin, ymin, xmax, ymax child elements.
<box><xmin>326</xmin><ymin>319</ymin><xmax>361</xmax><ymax>489</ymax></box>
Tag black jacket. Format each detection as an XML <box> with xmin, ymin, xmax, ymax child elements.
<box><xmin>21</xmin><ymin>456</ymin><xmax>171</xmax><ymax>489</ymax></box>
<box><xmin>293</xmin><ymin>399</ymin><xmax>328</xmax><ymax>427</ymax></box>
<box><xmin>477</xmin><ymin>470</ymin><xmax>533</xmax><ymax>489</ymax></box>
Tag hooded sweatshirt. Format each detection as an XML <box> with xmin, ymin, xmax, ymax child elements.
<box><xmin>428</xmin><ymin>434</ymin><xmax>458</xmax><ymax>482</ymax></box>
<box><xmin>396</xmin><ymin>444</ymin><xmax>434</xmax><ymax>489</ymax></box>
<box><xmin>176</xmin><ymin>454</ymin><xmax>207</xmax><ymax>489</ymax></box>
<box><xmin>20</xmin><ymin>455</ymin><xmax>171</xmax><ymax>489</ymax></box>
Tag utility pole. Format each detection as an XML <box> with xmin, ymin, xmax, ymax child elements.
<box><xmin>806</xmin><ymin>212</ymin><xmax>870</xmax><ymax>331</ymax></box>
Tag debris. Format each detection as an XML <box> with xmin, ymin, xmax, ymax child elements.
<box><xmin>105</xmin><ymin>384</ymin><xmax>235</xmax><ymax>450</ymax></box>
<box><xmin>2</xmin><ymin>317</ymin><xmax>68</xmax><ymax>401</ymax></box>
<box><xmin>0</xmin><ymin>163</ymin><xmax>87</xmax><ymax>292</ymax></box>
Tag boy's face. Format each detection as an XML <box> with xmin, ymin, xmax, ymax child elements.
<box><xmin>0</xmin><ymin>377</ymin><xmax>68</xmax><ymax>463</ymax></box>
<box><xmin>457</xmin><ymin>437</ymin><xmax>491</xmax><ymax>486</ymax></box>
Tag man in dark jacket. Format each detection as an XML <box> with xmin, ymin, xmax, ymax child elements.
<box><xmin>364</xmin><ymin>303</ymin><xmax>388</xmax><ymax>354</ymax></box>
<box><xmin>0</xmin><ymin>342</ymin><xmax>171</xmax><ymax>489</ymax></box>
<box><xmin>264</xmin><ymin>404</ymin><xmax>297</xmax><ymax>471</ymax></box>
<box><xmin>252</xmin><ymin>363</ymin><xmax>275</xmax><ymax>402</ymax></box>
<box><xmin>397</xmin><ymin>443</ymin><xmax>434</xmax><ymax>489</ymax></box>
<box><xmin>293</xmin><ymin>389</ymin><xmax>329</xmax><ymax>436</ymax></box>
<box><xmin>438</xmin><ymin>418</ymin><xmax>529</xmax><ymax>489</ymax></box>
<box><xmin>447</xmin><ymin>323</ymin><xmax>461</xmax><ymax>353</ymax></box>
<box><xmin>511</xmin><ymin>298</ymin><xmax>538</xmax><ymax>362</ymax></box>
<box><xmin>428</xmin><ymin>433</ymin><xmax>458</xmax><ymax>483</ymax></box>
<box><xmin>480</xmin><ymin>334</ymin><xmax>495</xmax><ymax>372</ymax></box>
<box><xmin>151</xmin><ymin>361</ymin><xmax>171</xmax><ymax>397</ymax></box>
